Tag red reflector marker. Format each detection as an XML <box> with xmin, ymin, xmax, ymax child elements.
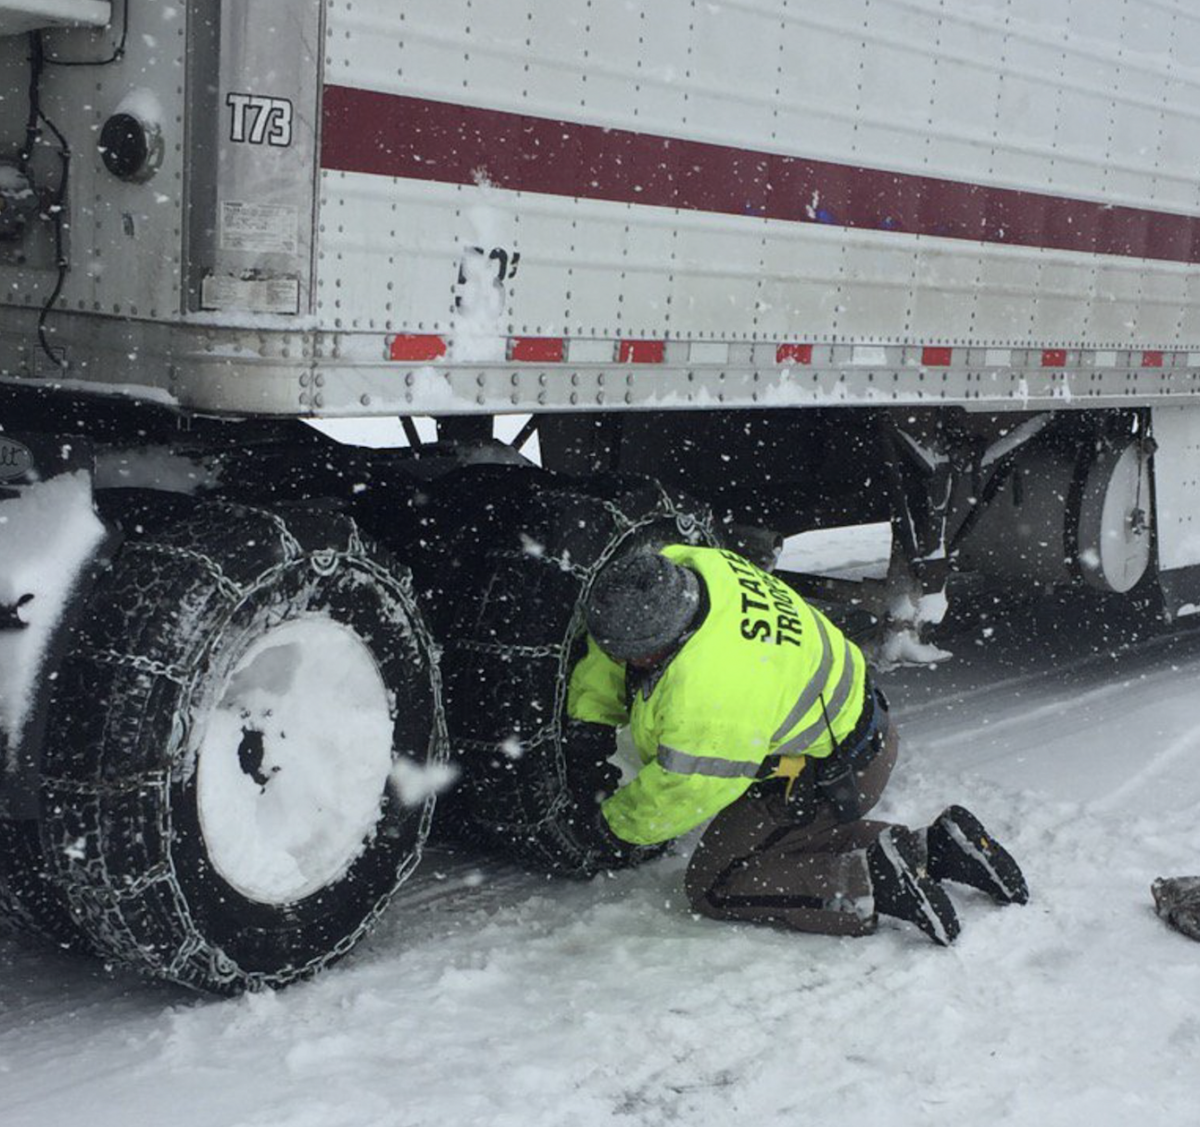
<box><xmin>921</xmin><ymin>346</ymin><xmax>954</xmax><ymax>367</ymax></box>
<box><xmin>776</xmin><ymin>343</ymin><xmax>813</xmax><ymax>365</ymax></box>
<box><xmin>1142</xmin><ymin>350</ymin><xmax>1164</xmax><ymax>368</ymax></box>
<box><xmin>510</xmin><ymin>337</ymin><xmax>565</xmax><ymax>363</ymax></box>
<box><xmin>389</xmin><ymin>334</ymin><xmax>446</xmax><ymax>362</ymax></box>
<box><xmin>618</xmin><ymin>339</ymin><xmax>666</xmax><ymax>364</ymax></box>
<box><xmin>1041</xmin><ymin>349</ymin><xmax>1068</xmax><ymax>368</ymax></box>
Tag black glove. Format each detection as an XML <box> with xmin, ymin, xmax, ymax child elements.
<box><xmin>589</xmin><ymin>808</ymin><xmax>636</xmax><ymax>869</ymax></box>
<box><xmin>563</xmin><ymin>719</ymin><xmax>621</xmax><ymax>807</ymax></box>
<box><xmin>559</xmin><ymin>720</ymin><xmax>634</xmax><ymax>870</ymax></box>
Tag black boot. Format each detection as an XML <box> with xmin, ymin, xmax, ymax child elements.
<box><xmin>867</xmin><ymin>827</ymin><xmax>960</xmax><ymax>946</ymax></box>
<box><xmin>926</xmin><ymin>805</ymin><xmax>1028</xmax><ymax>906</ymax></box>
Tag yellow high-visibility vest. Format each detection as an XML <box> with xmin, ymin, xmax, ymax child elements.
<box><xmin>568</xmin><ymin>545</ymin><xmax>868</xmax><ymax>845</ymax></box>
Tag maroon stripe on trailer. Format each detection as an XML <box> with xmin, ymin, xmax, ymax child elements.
<box><xmin>921</xmin><ymin>346</ymin><xmax>954</xmax><ymax>366</ymax></box>
<box><xmin>1142</xmin><ymin>350</ymin><xmax>1164</xmax><ymax>368</ymax></box>
<box><xmin>390</xmin><ymin>334</ymin><xmax>446</xmax><ymax>361</ymax></box>
<box><xmin>619</xmin><ymin>339</ymin><xmax>666</xmax><ymax>364</ymax></box>
<box><xmin>510</xmin><ymin>337</ymin><xmax>565</xmax><ymax>362</ymax></box>
<box><xmin>777</xmin><ymin>343</ymin><xmax>813</xmax><ymax>365</ymax></box>
<box><xmin>322</xmin><ymin>86</ymin><xmax>1200</xmax><ymax>266</ymax></box>
<box><xmin>1042</xmin><ymin>349</ymin><xmax>1068</xmax><ymax>367</ymax></box>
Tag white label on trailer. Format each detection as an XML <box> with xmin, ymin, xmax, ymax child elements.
<box><xmin>220</xmin><ymin>201</ymin><xmax>298</xmax><ymax>255</ymax></box>
<box><xmin>850</xmin><ymin>346</ymin><xmax>888</xmax><ymax>366</ymax></box>
<box><xmin>568</xmin><ymin>340</ymin><xmax>617</xmax><ymax>363</ymax></box>
<box><xmin>1093</xmin><ymin>351</ymin><xmax>1119</xmax><ymax>367</ymax></box>
<box><xmin>201</xmin><ymin>274</ymin><xmax>301</xmax><ymax>315</ymax></box>
<box><xmin>689</xmin><ymin>342</ymin><xmax>730</xmax><ymax>364</ymax></box>
<box><xmin>984</xmin><ymin>349</ymin><xmax>1012</xmax><ymax>367</ymax></box>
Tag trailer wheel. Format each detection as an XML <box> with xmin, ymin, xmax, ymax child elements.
<box><xmin>411</xmin><ymin>468</ymin><xmax>718</xmax><ymax>876</ymax></box>
<box><xmin>0</xmin><ymin>818</ymin><xmax>92</xmax><ymax>952</ymax></box>
<box><xmin>0</xmin><ymin>491</ymin><xmax>197</xmax><ymax>956</ymax></box>
<box><xmin>39</xmin><ymin>502</ymin><xmax>446</xmax><ymax>994</ymax></box>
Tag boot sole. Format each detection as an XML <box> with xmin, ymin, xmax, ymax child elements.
<box><xmin>877</xmin><ymin>829</ymin><xmax>959</xmax><ymax>947</ymax></box>
<box><xmin>940</xmin><ymin>807</ymin><xmax>1029</xmax><ymax>906</ymax></box>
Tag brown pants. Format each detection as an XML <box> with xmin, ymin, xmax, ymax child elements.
<box><xmin>684</xmin><ymin>720</ymin><xmax>901</xmax><ymax>936</ymax></box>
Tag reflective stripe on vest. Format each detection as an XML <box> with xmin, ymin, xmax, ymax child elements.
<box><xmin>772</xmin><ymin>634</ymin><xmax>857</xmax><ymax>758</ymax></box>
<box><xmin>656</xmin><ymin>744</ymin><xmax>762</xmax><ymax>779</ymax></box>
<box><xmin>770</xmin><ymin>612</ymin><xmax>835</xmax><ymax>743</ymax></box>
<box><xmin>655</xmin><ymin>621</ymin><xmax>858</xmax><ymax>778</ymax></box>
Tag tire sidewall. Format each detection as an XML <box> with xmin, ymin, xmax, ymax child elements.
<box><xmin>40</xmin><ymin>503</ymin><xmax>446</xmax><ymax>992</ymax></box>
<box><xmin>166</xmin><ymin>553</ymin><xmax>435</xmax><ymax>975</ymax></box>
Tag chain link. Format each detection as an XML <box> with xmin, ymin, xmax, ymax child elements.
<box><xmin>209</xmin><ymin>499</ymin><xmax>305</xmax><ymax>560</ymax></box>
<box><xmin>452</xmin><ymin>639</ymin><xmax>563</xmax><ymax>660</ymax></box>
<box><xmin>486</xmin><ymin>546</ymin><xmax>590</xmax><ymax>580</ymax></box>
<box><xmin>126</xmin><ymin>542</ymin><xmax>245</xmax><ymax>603</ymax></box>
<box><xmin>78</xmin><ymin>647</ymin><xmax>189</xmax><ymax>684</ymax></box>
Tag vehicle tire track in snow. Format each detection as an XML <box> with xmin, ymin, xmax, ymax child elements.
<box><xmin>1089</xmin><ymin>721</ymin><xmax>1200</xmax><ymax>815</ymax></box>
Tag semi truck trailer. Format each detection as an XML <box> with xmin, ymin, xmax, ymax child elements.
<box><xmin>2</xmin><ymin>0</ymin><xmax>1198</xmax><ymax>992</ymax></box>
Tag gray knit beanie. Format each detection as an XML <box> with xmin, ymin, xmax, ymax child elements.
<box><xmin>585</xmin><ymin>551</ymin><xmax>701</xmax><ymax>661</ymax></box>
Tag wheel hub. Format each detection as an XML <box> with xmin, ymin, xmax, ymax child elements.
<box><xmin>195</xmin><ymin>616</ymin><xmax>395</xmax><ymax>905</ymax></box>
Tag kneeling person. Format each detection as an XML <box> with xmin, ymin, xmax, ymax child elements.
<box><xmin>568</xmin><ymin>546</ymin><xmax>1028</xmax><ymax>945</ymax></box>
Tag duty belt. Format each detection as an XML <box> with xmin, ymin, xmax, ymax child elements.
<box><xmin>758</xmin><ymin>674</ymin><xmax>886</xmax><ymax>785</ymax></box>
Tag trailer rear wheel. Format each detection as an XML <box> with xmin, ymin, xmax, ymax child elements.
<box><xmin>0</xmin><ymin>818</ymin><xmax>91</xmax><ymax>953</ymax></box>
<box><xmin>38</xmin><ymin>502</ymin><xmax>445</xmax><ymax>994</ymax></box>
<box><xmin>409</xmin><ymin>468</ymin><xmax>717</xmax><ymax>876</ymax></box>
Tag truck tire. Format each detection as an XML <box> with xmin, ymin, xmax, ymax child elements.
<box><xmin>412</xmin><ymin>467</ymin><xmax>718</xmax><ymax>876</ymax></box>
<box><xmin>0</xmin><ymin>818</ymin><xmax>91</xmax><ymax>952</ymax></box>
<box><xmin>0</xmin><ymin>491</ymin><xmax>197</xmax><ymax>956</ymax></box>
<box><xmin>38</xmin><ymin>501</ymin><xmax>446</xmax><ymax>994</ymax></box>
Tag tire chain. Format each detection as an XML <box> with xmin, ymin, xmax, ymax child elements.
<box><xmin>454</xmin><ymin>477</ymin><xmax>717</xmax><ymax>870</ymax></box>
<box><xmin>125</xmin><ymin>541</ymin><xmax>245</xmax><ymax>603</ymax></box>
<box><xmin>42</xmin><ymin>501</ymin><xmax>449</xmax><ymax>993</ymax></box>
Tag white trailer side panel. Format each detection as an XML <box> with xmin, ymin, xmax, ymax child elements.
<box><xmin>320</xmin><ymin>0</ymin><xmax>1200</xmax><ymax>349</ymax></box>
<box><xmin>6</xmin><ymin>0</ymin><xmax>1200</xmax><ymax>414</ymax></box>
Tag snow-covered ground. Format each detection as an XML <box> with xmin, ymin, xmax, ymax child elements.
<box><xmin>4</xmin><ymin>569</ymin><xmax>1200</xmax><ymax>1125</ymax></box>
